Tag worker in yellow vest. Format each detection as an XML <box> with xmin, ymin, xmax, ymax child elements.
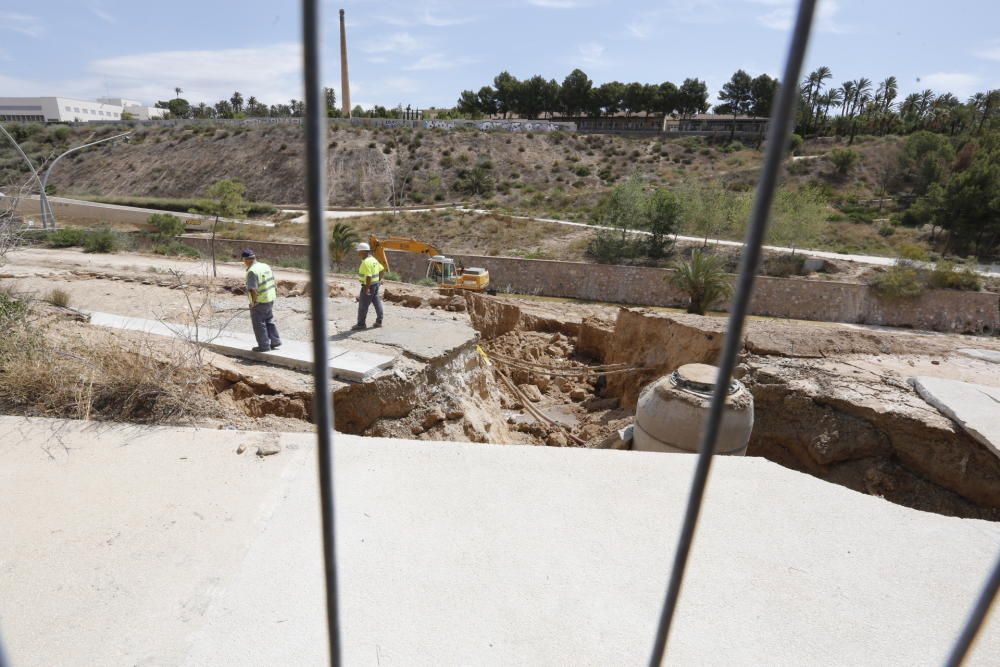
<box><xmin>352</xmin><ymin>242</ymin><xmax>385</xmax><ymax>331</ymax></box>
<box><xmin>242</xmin><ymin>248</ymin><xmax>282</xmax><ymax>352</ymax></box>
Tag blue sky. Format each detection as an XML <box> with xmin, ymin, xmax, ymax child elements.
<box><xmin>2</xmin><ymin>0</ymin><xmax>998</xmax><ymax>110</ymax></box>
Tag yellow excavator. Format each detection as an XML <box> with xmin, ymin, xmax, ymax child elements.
<box><xmin>368</xmin><ymin>234</ymin><xmax>491</xmax><ymax>292</ymax></box>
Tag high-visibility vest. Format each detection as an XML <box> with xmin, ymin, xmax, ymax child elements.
<box><xmin>247</xmin><ymin>261</ymin><xmax>276</xmax><ymax>304</ymax></box>
<box><xmin>358</xmin><ymin>255</ymin><xmax>385</xmax><ymax>284</ymax></box>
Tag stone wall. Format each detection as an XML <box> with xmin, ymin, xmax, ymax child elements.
<box><xmin>177</xmin><ymin>237</ymin><xmax>1000</xmax><ymax>334</ymax></box>
<box><xmin>90</xmin><ymin>116</ymin><xmax>575</xmax><ymax>133</ymax></box>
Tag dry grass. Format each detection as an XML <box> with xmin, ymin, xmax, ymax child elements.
<box><xmin>0</xmin><ymin>303</ymin><xmax>218</xmax><ymax>423</ymax></box>
<box><xmin>45</xmin><ymin>288</ymin><xmax>71</xmax><ymax>308</ymax></box>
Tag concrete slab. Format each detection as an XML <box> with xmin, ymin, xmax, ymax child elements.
<box><xmin>86</xmin><ymin>310</ymin><xmax>393</xmax><ymax>381</ymax></box>
<box><xmin>959</xmin><ymin>348</ymin><xmax>1000</xmax><ymax>364</ymax></box>
<box><xmin>2</xmin><ymin>416</ymin><xmax>998</xmax><ymax>666</ymax></box>
<box><xmin>914</xmin><ymin>376</ymin><xmax>1000</xmax><ymax>460</ymax></box>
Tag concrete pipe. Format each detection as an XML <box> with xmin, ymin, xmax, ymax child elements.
<box><xmin>633</xmin><ymin>363</ymin><xmax>754</xmax><ymax>456</ymax></box>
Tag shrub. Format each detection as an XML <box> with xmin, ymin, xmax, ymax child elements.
<box><xmin>45</xmin><ymin>228</ymin><xmax>87</xmax><ymax>248</ymax></box>
<box><xmin>152</xmin><ymin>241</ymin><xmax>200</xmax><ymax>258</ymax></box>
<box><xmin>877</xmin><ymin>222</ymin><xmax>896</xmax><ymax>237</ymax></box>
<box><xmin>45</xmin><ymin>288</ymin><xmax>71</xmax><ymax>307</ymax></box>
<box><xmin>829</xmin><ymin>148</ymin><xmax>858</xmax><ymax>176</ymax></box>
<box><xmin>148</xmin><ymin>213</ymin><xmax>185</xmax><ymax>238</ymax></box>
<box><xmin>670</xmin><ymin>250</ymin><xmax>733</xmax><ymax>315</ymax></box>
<box><xmin>384</xmin><ymin>271</ymin><xmax>401</xmax><ymax>282</ymax></box>
<box><xmin>763</xmin><ymin>253</ymin><xmax>806</xmax><ymax>277</ymax></box>
<box><xmin>788</xmin><ymin>133</ymin><xmax>804</xmax><ymax>155</ymax></box>
<box><xmin>416</xmin><ymin>277</ymin><xmax>437</xmax><ymax>287</ymax></box>
<box><xmin>83</xmin><ymin>228</ymin><xmax>120</xmax><ymax>253</ymax></box>
<box><xmin>870</xmin><ymin>264</ymin><xmax>924</xmax><ymax>298</ymax></box>
<box><xmin>928</xmin><ymin>260</ymin><xmax>982</xmax><ymax>291</ymax></box>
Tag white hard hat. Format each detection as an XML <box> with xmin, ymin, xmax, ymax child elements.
<box><xmin>356</xmin><ymin>242</ymin><xmax>370</xmax><ymax>252</ymax></box>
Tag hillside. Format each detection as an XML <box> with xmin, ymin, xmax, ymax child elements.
<box><xmin>2</xmin><ymin>122</ymin><xmax>957</xmax><ymax>259</ymax></box>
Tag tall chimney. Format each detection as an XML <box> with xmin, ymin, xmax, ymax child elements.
<box><xmin>339</xmin><ymin>9</ymin><xmax>351</xmax><ymax>117</ymax></box>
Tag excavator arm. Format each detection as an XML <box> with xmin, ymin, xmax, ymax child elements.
<box><xmin>368</xmin><ymin>234</ymin><xmax>441</xmax><ymax>273</ymax></box>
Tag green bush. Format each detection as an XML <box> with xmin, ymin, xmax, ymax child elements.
<box><xmin>763</xmin><ymin>253</ymin><xmax>806</xmax><ymax>277</ymax></box>
<box><xmin>148</xmin><ymin>213</ymin><xmax>186</xmax><ymax>238</ymax></box>
<box><xmin>45</xmin><ymin>228</ymin><xmax>87</xmax><ymax>248</ymax></box>
<box><xmin>870</xmin><ymin>265</ymin><xmax>924</xmax><ymax>298</ymax></box>
<box><xmin>82</xmin><ymin>229</ymin><xmax>120</xmax><ymax>254</ymax></box>
<box><xmin>788</xmin><ymin>133</ymin><xmax>804</xmax><ymax>155</ymax></box>
<box><xmin>829</xmin><ymin>148</ymin><xmax>858</xmax><ymax>176</ymax></box>
<box><xmin>416</xmin><ymin>278</ymin><xmax>437</xmax><ymax>287</ymax></box>
<box><xmin>928</xmin><ymin>260</ymin><xmax>981</xmax><ymax>291</ymax></box>
<box><xmin>877</xmin><ymin>222</ymin><xmax>896</xmax><ymax>237</ymax></box>
<box><xmin>384</xmin><ymin>271</ymin><xmax>401</xmax><ymax>282</ymax></box>
<box><xmin>152</xmin><ymin>241</ymin><xmax>200</xmax><ymax>258</ymax></box>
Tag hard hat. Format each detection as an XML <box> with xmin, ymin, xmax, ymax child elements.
<box><xmin>356</xmin><ymin>242</ymin><xmax>370</xmax><ymax>252</ymax></box>
<box><xmin>241</xmin><ymin>248</ymin><xmax>256</xmax><ymax>258</ymax></box>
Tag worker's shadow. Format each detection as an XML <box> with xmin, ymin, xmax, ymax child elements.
<box><xmin>329</xmin><ymin>329</ymin><xmax>362</xmax><ymax>343</ymax></box>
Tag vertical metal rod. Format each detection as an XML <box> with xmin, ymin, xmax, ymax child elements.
<box><xmin>943</xmin><ymin>551</ymin><xmax>1000</xmax><ymax>667</ymax></box>
<box><xmin>302</xmin><ymin>0</ymin><xmax>341</xmax><ymax>664</ymax></box>
<box><xmin>647</xmin><ymin>1</ymin><xmax>817</xmax><ymax>664</ymax></box>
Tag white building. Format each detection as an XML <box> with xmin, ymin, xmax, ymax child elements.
<box><xmin>0</xmin><ymin>96</ymin><xmax>164</xmax><ymax>123</ymax></box>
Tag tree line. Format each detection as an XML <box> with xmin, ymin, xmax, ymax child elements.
<box><xmin>456</xmin><ymin>69</ymin><xmax>717</xmax><ymax>119</ymax></box>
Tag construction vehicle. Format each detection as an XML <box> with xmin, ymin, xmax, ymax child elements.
<box><xmin>368</xmin><ymin>235</ymin><xmax>492</xmax><ymax>292</ymax></box>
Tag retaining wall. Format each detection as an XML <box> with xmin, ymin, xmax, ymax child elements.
<box><xmin>87</xmin><ymin>117</ymin><xmax>575</xmax><ymax>132</ymax></box>
<box><xmin>179</xmin><ymin>236</ymin><xmax>1000</xmax><ymax>334</ymax></box>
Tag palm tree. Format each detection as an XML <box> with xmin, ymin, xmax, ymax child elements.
<box><xmin>230</xmin><ymin>91</ymin><xmax>244</xmax><ymax>114</ymax></box>
<box><xmin>800</xmin><ymin>66</ymin><xmax>832</xmax><ymax>135</ymax></box>
<box><xmin>669</xmin><ymin>250</ymin><xmax>733</xmax><ymax>315</ymax></box>
<box><xmin>174</xmin><ymin>87</ymin><xmax>183</xmax><ymax>100</ymax></box>
<box><xmin>328</xmin><ymin>223</ymin><xmax>360</xmax><ymax>272</ymax></box>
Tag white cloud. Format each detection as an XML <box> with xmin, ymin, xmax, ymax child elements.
<box><xmin>0</xmin><ymin>12</ymin><xmax>44</xmax><ymax>38</ymax></box>
<box><xmin>403</xmin><ymin>53</ymin><xmax>474</xmax><ymax>71</ymax></box>
<box><xmin>577</xmin><ymin>42</ymin><xmax>606</xmax><ymax>67</ymax></box>
<box><xmin>750</xmin><ymin>0</ymin><xmax>849</xmax><ymax>34</ymax></box>
<box><xmin>90</xmin><ymin>6</ymin><xmax>117</xmax><ymax>24</ymax></box>
<box><xmin>88</xmin><ymin>43</ymin><xmax>305</xmax><ymax>105</ymax></box>
<box><xmin>919</xmin><ymin>72</ymin><xmax>981</xmax><ymax>98</ymax></box>
<box><xmin>362</xmin><ymin>32</ymin><xmax>424</xmax><ymax>55</ymax></box>
<box><xmin>419</xmin><ymin>10</ymin><xmax>475</xmax><ymax>27</ymax></box>
<box><xmin>974</xmin><ymin>42</ymin><xmax>1000</xmax><ymax>62</ymax></box>
<box><xmin>529</xmin><ymin>0</ymin><xmax>592</xmax><ymax>8</ymax></box>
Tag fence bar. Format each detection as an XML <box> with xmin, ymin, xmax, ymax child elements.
<box><xmin>301</xmin><ymin>0</ymin><xmax>342</xmax><ymax>664</ymax></box>
<box><xmin>943</xmin><ymin>552</ymin><xmax>1000</xmax><ymax>667</ymax></box>
<box><xmin>646</xmin><ymin>1</ymin><xmax>817</xmax><ymax>664</ymax></box>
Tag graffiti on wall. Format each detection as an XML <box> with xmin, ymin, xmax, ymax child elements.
<box><xmin>423</xmin><ymin>119</ymin><xmax>456</xmax><ymax>130</ymax></box>
<box><xmin>475</xmin><ymin>120</ymin><xmax>563</xmax><ymax>132</ymax></box>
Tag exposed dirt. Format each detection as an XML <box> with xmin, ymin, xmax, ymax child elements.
<box><xmin>4</xmin><ymin>247</ymin><xmax>1000</xmax><ymax>520</ymax></box>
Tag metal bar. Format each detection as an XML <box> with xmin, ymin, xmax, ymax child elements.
<box><xmin>40</xmin><ymin>132</ymin><xmax>131</xmax><ymax>228</ymax></box>
<box><xmin>301</xmin><ymin>0</ymin><xmax>341</xmax><ymax>664</ymax></box>
<box><xmin>647</xmin><ymin>1</ymin><xmax>817</xmax><ymax>664</ymax></box>
<box><xmin>943</xmin><ymin>551</ymin><xmax>1000</xmax><ymax>667</ymax></box>
<box><xmin>0</xmin><ymin>123</ymin><xmax>45</xmax><ymax>227</ymax></box>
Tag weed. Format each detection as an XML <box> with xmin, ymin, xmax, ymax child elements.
<box><xmin>45</xmin><ymin>288</ymin><xmax>71</xmax><ymax>308</ymax></box>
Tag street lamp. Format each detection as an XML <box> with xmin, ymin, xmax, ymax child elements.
<box><xmin>0</xmin><ymin>123</ymin><xmax>45</xmax><ymax>221</ymax></box>
<box><xmin>40</xmin><ymin>131</ymin><xmax>131</xmax><ymax>229</ymax></box>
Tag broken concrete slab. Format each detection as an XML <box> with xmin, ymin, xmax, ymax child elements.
<box><xmin>2</xmin><ymin>416</ymin><xmax>998</xmax><ymax>666</ymax></box>
<box><xmin>86</xmin><ymin>311</ymin><xmax>394</xmax><ymax>382</ymax></box>
<box><xmin>958</xmin><ymin>348</ymin><xmax>1000</xmax><ymax>365</ymax></box>
<box><xmin>913</xmin><ymin>376</ymin><xmax>1000</xmax><ymax>460</ymax></box>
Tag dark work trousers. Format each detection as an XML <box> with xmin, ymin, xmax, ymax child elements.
<box><xmin>250</xmin><ymin>301</ymin><xmax>281</xmax><ymax>350</ymax></box>
<box><xmin>357</xmin><ymin>282</ymin><xmax>384</xmax><ymax>327</ymax></box>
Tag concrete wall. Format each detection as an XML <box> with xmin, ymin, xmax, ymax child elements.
<box><xmin>177</xmin><ymin>237</ymin><xmax>1000</xmax><ymax>334</ymax></box>
<box><xmin>88</xmin><ymin>116</ymin><xmax>576</xmax><ymax>132</ymax></box>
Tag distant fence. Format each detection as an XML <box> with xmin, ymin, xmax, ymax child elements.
<box><xmin>176</xmin><ymin>236</ymin><xmax>999</xmax><ymax>334</ymax></box>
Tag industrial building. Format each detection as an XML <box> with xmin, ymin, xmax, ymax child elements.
<box><xmin>0</xmin><ymin>96</ymin><xmax>164</xmax><ymax>123</ymax></box>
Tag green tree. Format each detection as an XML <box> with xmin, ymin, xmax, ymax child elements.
<box><xmin>203</xmin><ymin>179</ymin><xmax>250</xmax><ymax>277</ymax></box>
<box><xmin>676</xmin><ymin>78</ymin><xmax>709</xmax><ymax>117</ymax></box>
<box><xmin>587</xmin><ymin>177</ymin><xmax>644</xmax><ymax>263</ymax></box>
<box><xmin>457</xmin><ymin>90</ymin><xmax>480</xmax><ymax>116</ymax></box>
<box><xmin>328</xmin><ymin>223</ymin><xmax>359</xmax><ymax>271</ymax></box>
<box><xmin>935</xmin><ymin>132</ymin><xmax>1000</xmax><ymax>254</ymax></box>
<box><xmin>518</xmin><ymin>75</ymin><xmax>552</xmax><ymax>119</ymax></box>
<box><xmin>156</xmin><ymin>98</ymin><xmax>191</xmax><ymax>119</ymax></box>
<box><xmin>559</xmin><ymin>69</ymin><xmax>593</xmax><ymax>117</ymax></box>
<box><xmin>148</xmin><ymin>213</ymin><xmax>185</xmax><ymax>239</ymax></box>
<box><xmin>765</xmin><ymin>187</ymin><xmax>828</xmax><ymax>254</ymax></box>
<box><xmin>476</xmin><ymin>86</ymin><xmax>498</xmax><ymax>116</ymax></box>
<box><xmin>324</xmin><ymin>87</ymin><xmax>337</xmax><ymax>117</ymax></box>
<box><xmin>230</xmin><ymin>91</ymin><xmax>244</xmax><ymax>114</ymax></box>
<box><xmin>750</xmin><ymin>74</ymin><xmax>779</xmax><ymax>118</ymax></box>
<box><xmin>670</xmin><ymin>250</ymin><xmax>733</xmax><ymax>315</ymax></box>
<box><xmin>654</xmin><ymin>81</ymin><xmax>679</xmax><ymax>115</ymax></box>
<box><xmin>717</xmin><ymin>69</ymin><xmax>754</xmax><ymax>140</ymax></box>
<box><xmin>898</xmin><ymin>131</ymin><xmax>955</xmax><ymax>196</ymax></box>
<box><xmin>644</xmin><ymin>189</ymin><xmax>681</xmax><ymax>259</ymax></box>
<box><xmin>493</xmin><ymin>71</ymin><xmax>520</xmax><ymax>118</ymax></box>
<box><xmin>594</xmin><ymin>81</ymin><xmax>625</xmax><ymax>116</ymax></box>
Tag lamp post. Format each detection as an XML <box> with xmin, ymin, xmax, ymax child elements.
<box><xmin>0</xmin><ymin>123</ymin><xmax>45</xmax><ymax>222</ymax></box>
<box><xmin>40</xmin><ymin>131</ymin><xmax>131</xmax><ymax>229</ymax></box>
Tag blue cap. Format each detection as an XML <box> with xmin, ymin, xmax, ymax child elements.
<box><xmin>241</xmin><ymin>248</ymin><xmax>256</xmax><ymax>258</ymax></box>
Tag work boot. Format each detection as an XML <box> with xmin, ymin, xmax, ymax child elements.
<box><xmin>251</xmin><ymin>346</ymin><xmax>271</xmax><ymax>352</ymax></box>
<box><xmin>372</xmin><ymin>321</ymin><xmax>383</xmax><ymax>328</ymax></box>
<box><xmin>351</xmin><ymin>324</ymin><xmax>366</xmax><ymax>331</ymax></box>
<box><xmin>271</xmin><ymin>342</ymin><xmax>282</xmax><ymax>349</ymax></box>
